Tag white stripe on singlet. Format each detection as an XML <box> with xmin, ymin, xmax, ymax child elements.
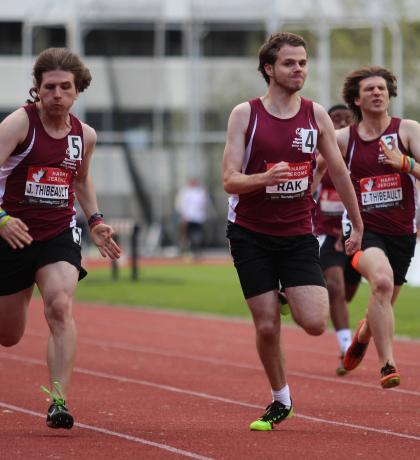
<box><xmin>227</xmin><ymin>114</ymin><xmax>258</xmax><ymax>222</ymax></box>
<box><xmin>0</xmin><ymin>129</ymin><xmax>35</xmax><ymax>203</ymax></box>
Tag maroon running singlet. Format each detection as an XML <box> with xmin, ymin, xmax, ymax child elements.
<box><xmin>346</xmin><ymin>118</ymin><xmax>416</xmax><ymax>235</ymax></box>
<box><xmin>0</xmin><ymin>104</ymin><xmax>84</xmax><ymax>241</ymax></box>
<box><xmin>228</xmin><ymin>97</ymin><xmax>319</xmax><ymax>236</ymax></box>
<box><xmin>315</xmin><ymin>171</ymin><xmax>344</xmax><ymax>237</ymax></box>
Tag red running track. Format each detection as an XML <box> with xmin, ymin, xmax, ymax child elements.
<box><xmin>1</xmin><ymin>299</ymin><xmax>420</xmax><ymax>459</ymax></box>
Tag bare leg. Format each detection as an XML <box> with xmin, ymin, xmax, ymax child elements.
<box><xmin>36</xmin><ymin>261</ymin><xmax>79</xmax><ymax>400</ymax></box>
<box><xmin>324</xmin><ymin>266</ymin><xmax>349</xmax><ymax>331</ymax></box>
<box><xmin>355</xmin><ymin>247</ymin><xmax>395</xmax><ymax>367</ymax></box>
<box><xmin>0</xmin><ymin>287</ymin><xmax>33</xmax><ymax>346</ymax></box>
<box><xmin>247</xmin><ymin>290</ymin><xmax>285</xmax><ymax>390</ymax></box>
<box><xmin>345</xmin><ymin>283</ymin><xmax>360</xmax><ymax>303</ymax></box>
<box><xmin>286</xmin><ymin>285</ymin><xmax>329</xmax><ymax>336</ymax></box>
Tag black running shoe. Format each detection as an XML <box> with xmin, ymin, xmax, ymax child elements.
<box><xmin>249</xmin><ymin>400</ymin><xmax>293</xmax><ymax>431</ymax></box>
<box><xmin>46</xmin><ymin>402</ymin><xmax>74</xmax><ymax>429</ymax></box>
<box><xmin>41</xmin><ymin>381</ymin><xmax>74</xmax><ymax>429</ymax></box>
<box><xmin>380</xmin><ymin>361</ymin><xmax>400</xmax><ymax>389</ymax></box>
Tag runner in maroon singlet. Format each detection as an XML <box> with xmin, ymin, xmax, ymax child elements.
<box><xmin>223</xmin><ymin>32</ymin><xmax>363</xmax><ymax>431</ymax></box>
<box><xmin>313</xmin><ymin>105</ymin><xmax>361</xmax><ymax>376</ymax></box>
<box><xmin>338</xmin><ymin>66</ymin><xmax>420</xmax><ymax>388</ymax></box>
<box><xmin>0</xmin><ymin>48</ymin><xmax>120</xmax><ymax>429</ymax></box>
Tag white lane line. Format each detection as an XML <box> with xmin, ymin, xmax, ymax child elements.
<box><xmin>72</xmin><ymin>301</ymin><xmax>420</xmax><ymax>344</ymax></box>
<box><xmin>23</xmin><ymin>332</ymin><xmax>420</xmax><ymax>397</ymax></box>
<box><xmin>1</xmin><ymin>352</ymin><xmax>420</xmax><ymax>442</ymax></box>
<box><xmin>0</xmin><ymin>401</ymin><xmax>213</xmax><ymax>460</ymax></box>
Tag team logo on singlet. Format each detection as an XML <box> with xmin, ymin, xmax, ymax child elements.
<box><xmin>292</xmin><ymin>128</ymin><xmax>318</xmax><ymax>154</ymax></box>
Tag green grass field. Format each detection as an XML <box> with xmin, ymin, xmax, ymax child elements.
<box><xmin>76</xmin><ymin>263</ymin><xmax>420</xmax><ymax>339</ymax></box>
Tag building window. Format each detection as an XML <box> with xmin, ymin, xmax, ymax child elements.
<box><xmin>32</xmin><ymin>26</ymin><xmax>67</xmax><ymax>54</ymax></box>
<box><xmin>165</xmin><ymin>28</ymin><xmax>184</xmax><ymax>56</ymax></box>
<box><xmin>202</xmin><ymin>25</ymin><xmax>265</xmax><ymax>57</ymax></box>
<box><xmin>0</xmin><ymin>22</ymin><xmax>22</xmax><ymax>55</ymax></box>
<box><xmin>84</xmin><ymin>25</ymin><xmax>154</xmax><ymax>56</ymax></box>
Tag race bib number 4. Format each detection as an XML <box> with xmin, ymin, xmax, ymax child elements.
<box><xmin>300</xmin><ymin>129</ymin><xmax>318</xmax><ymax>154</ymax></box>
<box><xmin>360</xmin><ymin>173</ymin><xmax>402</xmax><ymax>211</ymax></box>
<box><xmin>25</xmin><ymin>166</ymin><xmax>70</xmax><ymax>207</ymax></box>
<box><xmin>266</xmin><ymin>161</ymin><xmax>311</xmax><ymax>200</ymax></box>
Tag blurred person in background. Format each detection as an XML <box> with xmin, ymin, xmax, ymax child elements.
<box><xmin>223</xmin><ymin>32</ymin><xmax>363</xmax><ymax>431</ymax></box>
<box><xmin>176</xmin><ymin>178</ymin><xmax>208</xmax><ymax>260</ymax></box>
<box><xmin>338</xmin><ymin>66</ymin><xmax>420</xmax><ymax>388</ymax></box>
<box><xmin>313</xmin><ymin>104</ymin><xmax>361</xmax><ymax>376</ymax></box>
<box><xmin>0</xmin><ymin>47</ymin><xmax>120</xmax><ymax>429</ymax></box>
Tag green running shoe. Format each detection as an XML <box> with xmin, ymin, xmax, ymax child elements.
<box><xmin>41</xmin><ymin>382</ymin><xmax>74</xmax><ymax>429</ymax></box>
<box><xmin>249</xmin><ymin>400</ymin><xmax>293</xmax><ymax>431</ymax></box>
<box><xmin>278</xmin><ymin>291</ymin><xmax>290</xmax><ymax>316</ymax></box>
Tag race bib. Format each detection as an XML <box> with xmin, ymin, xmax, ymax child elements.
<box><xmin>300</xmin><ymin>129</ymin><xmax>318</xmax><ymax>154</ymax></box>
<box><xmin>319</xmin><ymin>189</ymin><xmax>345</xmax><ymax>215</ymax></box>
<box><xmin>379</xmin><ymin>133</ymin><xmax>398</xmax><ymax>163</ymax></box>
<box><xmin>25</xmin><ymin>166</ymin><xmax>70</xmax><ymax>207</ymax></box>
<box><xmin>72</xmin><ymin>226</ymin><xmax>82</xmax><ymax>246</ymax></box>
<box><xmin>266</xmin><ymin>161</ymin><xmax>311</xmax><ymax>200</ymax></box>
<box><xmin>341</xmin><ymin>212</ymin><xmax>353</xmax><ymax>237</ymax></box>
<box><xmin>67</xmin><ymin>135</ymin><xmax>83</xmax><ymax>160</ymax></box>
<box><xmin>360</xmin><ymin>173</ymin><xmax>402</xmax><ymax>211</ymax></box>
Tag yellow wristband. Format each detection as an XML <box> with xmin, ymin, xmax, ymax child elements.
<box><xmin>0</xmin><ymin>215</ymin><xmax>11</xmax><ymax>228</ymax></box>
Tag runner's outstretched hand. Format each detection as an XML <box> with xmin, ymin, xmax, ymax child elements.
<box><xmin>91</xmin><ymin>223</ymin><xmax>121</xmax><ymax>259</ymax></box>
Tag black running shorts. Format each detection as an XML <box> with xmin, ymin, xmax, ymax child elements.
<box><xmin>0</xmin><ymin>227</ymin><xmax>87</xmax><ymax>296</ymax></box>
<box><xmin>226</xmin><ymin>222</ymin><xmax>325</xmax><ymax>299</ymax></box>
<box><xmin>361</xmin><ymin>230</ymin><xmax>416</xmax><ymax>286</ymax></box>
<box><xmin>320</xmin><ymin>235</ymin><xmax>361</xmax><ymax>285</ymax></box>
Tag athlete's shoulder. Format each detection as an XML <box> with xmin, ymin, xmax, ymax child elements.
<box><xmin>81</xmin><ymin>121</ymin><xmax>97</xmax><ymax>146</ymax></box>
<box><xmin>400</xmin><ymin>117</ymin><xmax>420</xmax><ymax>130</ymax></box>
<box><xmin>228</xmin><ymin>101</ymin><xmax>252</xmax><ymax>130</ymax></box>
<box><xmin>312</xmin><ymin>101</ymin><xmax>329</xmax><ymax>118</ymax></box>
<box><xmin>399</xmin><ymin>118</ymin><xmax>420</xmax><ymax>144</ymax></box>
<box><xmin>231</xmin><ymin>101</ymin><xmax>252</xmax><ymax>117</ymax></box>
<box><xmin>336</xmin><ymin>126</ymin><xmax>351</xmax><ymax>154</ymax></box>
<box><xmin>311</xmin><ymin>102</ymin><xmax>333</xmax><ymax>134</ymax></box>
<box><xmin>0</xmin><ymin>107</ymin><xmax>30</xmax><ymax>144</ymax></box>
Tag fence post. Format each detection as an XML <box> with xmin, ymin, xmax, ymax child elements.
<box><xmin>111</xmin><ymin>233</ymin><xmax>119</xmax><ymax>280</ymax></box>
<box><xmin>131</xmin><ymin>223</ymin><xmax>140</xmax><ymax>281</ymax></box>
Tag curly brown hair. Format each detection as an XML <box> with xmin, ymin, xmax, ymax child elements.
<box><xmin>27</xmin><ymin>47</ymin><xmax>92</xmax><ymax>103</ymax></box>
<box><xmin>342</xmin><ymin>66</ymin><xmax>397</xmax><ymax>121</ymax></box>
<box><xmin>258</xmin><ymin>32</ymin><xmax>307</xmax><ymax>85</ymax></box>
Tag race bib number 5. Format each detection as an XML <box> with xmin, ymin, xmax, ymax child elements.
<box><xmin>266</xmin><ymin>161</ymin><xmax>311</xmax><ymax>200</ymax></box>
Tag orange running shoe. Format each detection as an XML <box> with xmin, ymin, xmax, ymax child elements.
<box><xmin>380</xmin><ymin>362</ymin><xmax>400</xmax><ymax>389</ymax></box>
<box><xmin>343</xmin><ymin>319</ymin><xmax>370</xmax><ymax>371</ymax></box>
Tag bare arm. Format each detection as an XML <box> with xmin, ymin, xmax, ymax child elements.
<box><xmin>75</xmin><ymin>124</ymin><xmax>120</xmax><ymax>259</ymax></box>
<box><xmin>222</xmin><ymin>102</ymin><xmax>289</xmax><ymax>194</ymax></box>
<box><xmin>314</xmin><ymin>104</ymin><xmax>363</xmax><ymax>254</ymax></box>
<box><xmin>0</xmin><ymin>108</ymin><xmax>33</xmax><ymax>248</ymax></box>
